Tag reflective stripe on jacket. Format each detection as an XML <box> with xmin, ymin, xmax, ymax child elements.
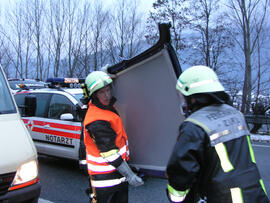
<box><xmin>84</xmin><ymin>102</ymin><xmax>129</xmax><ymax>175</ymax></box>
<box><xmin>185</xmin><ymin>104</ymin><xmax>249</xmax><ymax>173</ymax></box>
<box><xmin>166</xmin><ymin>104</ymin><xmax>269</xmax><ymax>203</ymax></box>
<box><xmin>186</xmin><ymin>104</ymin><xmax>249</xmax><ymax>147</ymax></box>
<box><xmin>91</xmin><ymin>177</ymin><xmax>126</xmax><ymax>188</ymax></box>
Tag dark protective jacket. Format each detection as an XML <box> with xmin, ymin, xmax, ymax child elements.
<box><xmin>166</xmin><ymin>104</ymin><xmax>269</xmax><ymax>203</ymax></box>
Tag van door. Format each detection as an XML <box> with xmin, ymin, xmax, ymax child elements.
<box><xmin>107</xmin><ymin>24</ymin><xmax>185</xmax><ymax>177</ymax></box>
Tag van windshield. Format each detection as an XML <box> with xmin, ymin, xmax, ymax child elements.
<box><xmin>0</xmin><ymin>69</ymin><xmax>16</xmax><ymax>114</ymax></box>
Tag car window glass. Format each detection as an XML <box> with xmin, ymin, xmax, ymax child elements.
<box><xmin>35</xmin><ymin>93</ymin><xmax>51</xmax><ymax>117</ymax></box>
<box><xmin>48</xmin><ymin>94</ymin><xmax>73</xmax><ymax>119</ymax></box>
<box><xmin>15</xmin><ymin>93</ymin><xmax>50</xmax><ymax>117</ymax></box>
<box><xmin>73</xmin><ymin>93</ymin><xmax>84</xmax><ymax>102</ymax></box>
<box><xmin>14</xmin><ymin>94</ymin><xmax>27</xmax><ymax>115</ymax></box>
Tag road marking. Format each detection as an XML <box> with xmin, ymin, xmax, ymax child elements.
<box><xmin>252</xmin><ymin>144</ymin><xmax>270</xmax><ymax>148</ymax></box>
<box><xmin>39</xmin><ymin>198</ymin><xmax>55</xmax><ymax>203</ymax></box>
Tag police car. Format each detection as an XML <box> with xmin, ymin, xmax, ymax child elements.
<box><xmin>14</xmin><ymin>78</ymin><xmax>87</xmax><ymax>162</ymax></box>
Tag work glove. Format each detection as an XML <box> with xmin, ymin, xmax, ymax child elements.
<box><xmin>100</xmin><ymin>64</ymin><xmax>117</xmax><ymax>79</ymax></box>
<box><xmin>117</xmin><ymin>160</ymin><xmax>144</xmax><ymax>187</ymax></box>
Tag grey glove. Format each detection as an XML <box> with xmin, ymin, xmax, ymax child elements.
<box><xmin>117</xmin><ymin>161</ymin><xmax>144</xmax><ymax>187</ymax></box>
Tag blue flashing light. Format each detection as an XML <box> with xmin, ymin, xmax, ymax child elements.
<box><xmin>46</xmin><ymin>77</ymin><xmax>85</xmax><ymax>88</ymax></box>
<box><xmin>46</xmin><ymin>77</ymin><xmax>65</xmax><ymax>83</ymax></box>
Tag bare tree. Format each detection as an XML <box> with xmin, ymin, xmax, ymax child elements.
<box><xmin>186</xmin><ymin>0</ymin><xmax>234</xmax><ymax>72</ymax></box>
<box><xmin>122</xmin><ymin>0</ymin><xmax>144</xmax><ymax>58</ymax></box>
<box><xmin>44</xmin><ymin>33</ymin><xmax>52</xmax><ymax>79</ymax></box>
<box><xmin>48</xmin><ymin>0</ymin><xmax>67</xmax><ymax>77</ymax></box>
<box><xmin>2</xmin><ymin>0</ymin><xmax>34</xmax><ymax>78</ymax></box>
<box><xmin>146</xmin><ymin>0</ymin><xmax>189</xmax><ymax>58</ymax></box>
<box><xmin>106</xmin><ymin>0</ymin><xmax>144</xmax><ymax>64</ymax></box>
<box><xmin>89</xmin><ymin>1</ymin><xmax>109</xmax><ymax>71</ymax></box>
<box><xmin>227</xmin><ymin>0</ymin><xmax>269</xmax><ymax>113</ymax></box>
<box><xmin>69</xmin><ymin>2</ymin><xmax>90</xmax><ymax>77</ymax></box>
<box><xmin>64</xmin><ymin>0</ymin><xmax>81</xmax><ymax>77</ymax></box>
<box><xmin>0</xmin><ymin>38</ymin><xmax>13</xmax><ymax>77</ymax></box>
<box><xmin>79</xmin><ymin>2</ymin><xmax>92</xmax><ymax>76</ymax></box>
<box><xmin>146</xmin><ymin>0</ymin><xmax>234</xmax><ymax>76</ymax></box>
<box><xmin>249</xmin><ymin>25</ymin><xmax>270</xmax><ymax>113</ymax></box>
<box><xmin>29</xmin><ymin>0</ymin><xmax>45</xmax><ymax>79</ymax></box>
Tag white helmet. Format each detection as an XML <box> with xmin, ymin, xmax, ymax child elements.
<box><xmin>176</xmin><ymin>65</ymin><xmax>225</xmax><ymax>96</ymax></box>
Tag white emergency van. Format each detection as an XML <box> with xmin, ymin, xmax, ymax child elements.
<box><xmin>0</xmin><ymin>65</ymin><xmax>41</xmax><ymax>202</ymax></box>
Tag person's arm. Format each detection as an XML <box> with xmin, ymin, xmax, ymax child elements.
<box><xmin>166</xmin><ymin>122</ymin><xmax>206</xmax><ymax>202</ymax></box>
<box><xmin>86</xmin><ymin>120</ymin><xmax>144</xmax><ymax>186</ymax></box>
<box><xmin>86</xmin><ymin>120</ymin><xmax>123</xmax><ymax>167</ymax></box>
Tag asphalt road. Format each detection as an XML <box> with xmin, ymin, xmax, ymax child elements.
<box><xmin>252</xmin><ymin>142</ymin><xmax>270</xmax><ymax>194</ymax></box>
<box><xmin>38</xmin><ymin>142</ymin><xmax>270</xmax><ymax>203</ymax></box>
<box><xmin>37</xmin><ymin>155</ymin><xmax>169</xmax><ymax>203</ymax></box>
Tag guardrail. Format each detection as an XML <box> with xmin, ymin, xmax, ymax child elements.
<box><xmin>245</xmin><ymin>114</ymin><xmax>270</xmax><ymax>134</ymax></box>
<box><xmin>245</xmin><ymin>115</ymin><xmax>270</xmax><ymax>124</ymax></box>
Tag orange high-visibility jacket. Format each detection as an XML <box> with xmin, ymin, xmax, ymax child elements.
<box><xmin>84</xmin><ymin>102</ymin><xmax>129</xmax><ymax>175</ymax></box>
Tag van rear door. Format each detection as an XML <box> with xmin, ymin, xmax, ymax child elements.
<box><xmin>108</xmin><ymin>24</ymin><xmax>185</xmax><ymax>177</ymax></box>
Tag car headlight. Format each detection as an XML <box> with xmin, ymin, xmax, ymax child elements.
<box><xmin>12</xmin><ymin>160</ymin><xmax>38</xmax><ymax>186</ymax></box>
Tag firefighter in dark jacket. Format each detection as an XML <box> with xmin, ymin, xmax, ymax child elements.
<box><xmin>83</xmin><ymin>71</ymin><xmax>143</xmax><ymax>203</ymax></box>
<box><xmin>166</xmin><ymin>65</ymin><xmax>269</xmax><ymax>203</ymax></box>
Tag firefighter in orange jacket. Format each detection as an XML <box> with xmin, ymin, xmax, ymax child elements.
<box><xmin>83</xmin><ymin>71</ymin><xmax>143</xmax><ymax>203</ymax></box>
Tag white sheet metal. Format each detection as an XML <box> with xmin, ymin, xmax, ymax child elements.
<box><xmin>112</xmin><ymin>49</ymin><xmax>185</xmax><ymax>175</ymax></box>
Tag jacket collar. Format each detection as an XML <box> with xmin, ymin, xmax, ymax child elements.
<box><xmin>91</xmin><ymin>96</ymin><xmax>118</xmax><ymax>115</ymax></box>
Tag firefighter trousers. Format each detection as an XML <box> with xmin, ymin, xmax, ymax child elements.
<box><xmin>92</xmin><ymin>181</ymin><xmax>128</xmax><ymax>203</ymax></box>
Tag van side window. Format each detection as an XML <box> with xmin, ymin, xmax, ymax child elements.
<box><xmin>0</xmin><ymin>71</ymin><xmax>16</xmax><ymax>114</ymax></box>
<box><xmin>48</xmin><ymin>94</ymin><xmax>73</xmax><ymax>119</ymax></box>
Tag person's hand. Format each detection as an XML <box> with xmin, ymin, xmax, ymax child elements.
<box><xmin>126</xmin><ymin>173</ymin><xmax>144</xmax><ymax>187</ymax></box>
<box><xmin>100</xmin><ymin>64</ymin><xmax>117</xmax><ymax>79</ymax></box>
<box><xmin>117</xmin><ymin>161</ymin><xmax>144</xmax><ymax>187</ymax></box>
